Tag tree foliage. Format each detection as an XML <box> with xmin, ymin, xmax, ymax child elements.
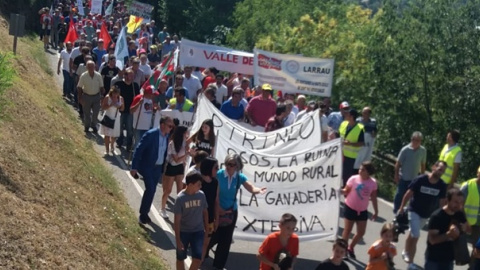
<box><xmin>155</xmin><ymin>0</ymin><xmax>238</xmax><ymax>42</ymax></box>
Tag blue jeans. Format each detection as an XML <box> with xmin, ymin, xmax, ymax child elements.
<box><xmin>424</xmin><ymin>259</ymin><xmax>453</xmax><ymax>270</ymax></box>
<box><xmin>134</xmin><ymin>129</ymin><xmax>148</xmax><ymax>150</ymax></box>
<box><xmin>139</xmin><ymin>164</ymin><xmax>163</xmax><ymax>216</ymax></box>
<box><xmin>176</xmin><ymin>230</ymin><xmax>205</xmax><ymax>260</ymax></box>
<box><xmin>117</xmin><ymin>113</ymin><xmax>133</xmax><ymax>149</ymax></box>
<box><xmin>62</xmin><ymin>70</ymin><xmax>73</xmax><ymax>96</ymax></box>
<box><xmin>393</xmin><ymin>179</ymin><xmax>411</xmax><ymax>213</ymax></box>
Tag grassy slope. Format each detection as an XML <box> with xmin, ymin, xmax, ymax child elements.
<box><xmin>0</xmin><ymin>17</ymin><xmax>169</xmax><ymax>269</ymax></box>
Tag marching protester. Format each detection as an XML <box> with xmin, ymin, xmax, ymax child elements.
<box><xmin>160</xmin><ymin>126</ymin><xmax>189</xmax><ymax>219</ymax></box>
<box><xmin>356</xmin><ymin>106</ymin><xmax>377</xmax><ymax>164</ymax></box>
<box><xmin>208</xmin><ymin>154</ymin><xmax>267</xmax><ymax>270</ymax></box>
<box><xmin>100</xmin><ymin>86</ymin><xmax>124</xmax><ymax>155</ymax></box>
<box><xmin>265</xmin><ymin>104</ymin><xmax>288</xmax><ymax>132</ymax></box>
<box><xmin>114</xmin><ymin>68</ymin><xmax>140</xmax><ymax>152</ymax></box>
<box><xmin>188</xmin><ymin>119</ymin><xmax>216</xmax><ymax>156</ymax></box>
<box><xmin>341</xmin><ymin>161</ymin><xmax>378</xmax><ymax>259</ymax></box>
<box><xmin>327</xmin><ymin>101</ymin><xmax>350</xmax><ymax>135</ymax></box>
<box><xmin>169</xmin><ymin>87</ymin><xmax>194</xmax><ymax>112</ymax></box>
<box><xmin>100</xmin><ymin>54</ymin><xmax>120</xmax><ymax>94</ymax></box>
<box><xmin>57</xmin><ymin>41</ymin><xmax>73</xmax><ymax>98</ymax></box>
<box><xmin>438</xmin><ymin>130</ymin><xmax>462</xmax><ymax>189</ymax></box>
<box><xmin>174</xmin><ymin>173</ymin><xmax>208</xmax><ymax>270</ymax></box>
<box><xmin>131</xmin><ymin>116</ymin><xmax>174</xmax><ymax>224</ymax></box>
<box><xmin>130</xmin><ymin>85</ymin><xmax>160</xmax><ymax>148</ymax></box>
<box><xmin>77</xmin><ymin>60</ymin><xmax>104</xmax><ymax>133</ymax></box>
<box><xmin>203</xmin><ymin>85</ymin><xmax>222</xmax><ymax>110</ymax></box>
<box><xmin>220</xmin><ymin>87</ymin><xmax>245</xmax><ymax>121</ymax></box>
<box><xmin>199</xmin><ymin>157</ymin><xmax>220</xmax><ymax>261</ymax></box>
<box><xmin>393</xmin><ymin>131</ymin><xmax>427</xmax><ymax>214</ymax></box>
<box><xmin>246</xmin><ymin>83</ymin><xmax>277</xmax><ymax>127</ymax></box>
<box><xmin>365</xmin><ymin>223</ymin><xmax>397</xmax><ymax>270</ymax></box>
<box><xmin>339</xmin><ymin>109</ymin><xmax>365</xmax><ymax>187</ymax></box>
<box><xmin>397</xmin><ymin>161</ymin><xmax>448</xmax><ymax>269</ymax></box>
<box><xmin>461</xmin><ymin>166</ymin><xmax>480</xmax><ymax>268</ymax></box>
<box><xmin>315</xmin><ymin>239</ymin><xmax>350</xmax><ymax>270</ymax></box>
<box><xmin>257</xmin><ymin>213</ymin><xmax>299</xmax><ymax>270</ymax></box>
<box><xmin>425</xmin><ymin>188</ymin><xmax>469</xmax><ymax>270</ymax></box>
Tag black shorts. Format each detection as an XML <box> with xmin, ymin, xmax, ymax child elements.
<box><xmin>344</xmin><ymin>204</ymin><xmax>368</xmax><ymax>221</ymax></box>
<box><xmin>165</xmin><ymin>163</ymin><xmax>184</xmax><ymax>177</ymax></box>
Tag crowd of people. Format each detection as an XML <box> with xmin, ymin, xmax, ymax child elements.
<box><xmin>44</xmin><ymin>1</ymin><xmax>480</xmax><ymax>270</ymax></box>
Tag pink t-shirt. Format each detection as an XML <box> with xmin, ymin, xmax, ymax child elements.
<box><xmin>246</xmin><ymin>95</ymin><xmax>276</xmax><ymax>127</ymax></box>
<box><xmin>345</xmin><ymin>175</ymin><xmax>377</xmax><ymax>212</ymax></box>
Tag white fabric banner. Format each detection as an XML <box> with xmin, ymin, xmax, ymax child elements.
<box><xmin>90</xmin><ymin>0</ymin><xmax>102</xmax><ymax>15</ymax></box>
<box><xmin>77</xmin><ymin>0</ymin><xmax>85</xmax><ymax>16</ymax></box>
<box><xmin>180</xmin><ymin>39</ymin><xmax>254</xmax><ymax>75</ymax></box>
<box><xmin>160</xmin><ymin>109</ymin><xmax>195</xmax><ymax>127</ymax></box>
<box><xmin>128</xmin><ymin>1</ymin><xmax>154</xmax><ymax>20</ymax></box>
<box><xmin>219</xmin><ymin>138</ymin><xmax>342</xmax><ymax>241</ymax></box>
<box><xmin>254</xmin><ymin>49</ymin><xmax>335</xmax><ymax>97</ymax></box>
<box><xmin>192</xmin><ymin>95</ymin><xmax>322</xmax><ymax>153</ymax></box>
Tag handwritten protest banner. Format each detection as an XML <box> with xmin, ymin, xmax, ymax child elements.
<box><xmin>90</xmin><ymin>0</ymin><xmax>102</xmax><ymax>15</ymax></box>
<box><xmin>191</xmin><ymin>95</ymin><xmax>322</xmax><ymax>153</ymax></box>
<box><xmin>254</xmin><ymin>49</ymin><xmax>335</xmax><ymax>97</ymax></box>
<box><xmin>128</xmin><ymin>1</ymin><xmax>154</xmax><ymax>20</ymax></box>
<box><xmin>180</xmin><ymin>39</ymin><xmax>254</xmax><ymax>75</ymax></box>
<box><xmin>218</xmin><ymin>137</ymin><xmax>342</xmax><ymax>241</ymax></box>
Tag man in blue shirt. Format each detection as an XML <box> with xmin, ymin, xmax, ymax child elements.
<box><xmin>220</xmin><ymin>88</ymin><xmax>245</xmax><ymax>120</ymax></box>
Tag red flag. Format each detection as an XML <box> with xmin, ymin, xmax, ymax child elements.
<box><xmin>99</xmin><ymin>22</ymin><xmax>112</xmax><ymax>47</ymax></box>
<box><xmin>64</xmin><ymin>21</ymin><xmax>78</xmax><ymax>44</ymax></box>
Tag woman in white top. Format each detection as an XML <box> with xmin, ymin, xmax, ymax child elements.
<box><xmin>100</xmin><ymin>87</ymin><xmax>124</xmax><ymax>155</ymax></box>
<box><xmin>160</xmin><ymin>125</ymin><xmax>189</xmax><ymax>218</ymax></box>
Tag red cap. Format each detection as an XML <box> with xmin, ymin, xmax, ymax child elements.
<box><xmin>144</xmin><ymin>85</ymin><xmax>159</xmax><ymax>96</ymax></box>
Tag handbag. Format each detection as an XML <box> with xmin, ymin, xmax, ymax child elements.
<box><xmin>218</xmin><ymin>175</ymin><xmax>241</xmax><ymax>227</ymax></box>
<box><xmin>100</xmin><ymin>101</ymin><xmax>118</xmax><ymax>129</ymax></box>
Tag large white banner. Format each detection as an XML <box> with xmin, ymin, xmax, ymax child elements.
<box><xmin>219</xmin><ymin>138</ymin><xmax>342</xmax><ymax>241</ymax></box>
<box><xmin>192</xmin><ymin>95</ymin><xmax>322</xmax><ymax>153</ymax></box>
<box><xmin>180</xmin><ymin>39</ymin><xmax>254</xmax><ymax>75</ymax></box>
<box><xmin>90</xmin><ymin>0</ymin><xmax>102</xmax><ymax>15</ymax></box>
<box><xmin>254</xmin><ymin>49</ymin><xmax>335</xmax><ymax>97</ymax></box>
<box><xmin>128</xmin><ymin>1</ymin><xmax>154</xmax><ymax>20</ymax></box>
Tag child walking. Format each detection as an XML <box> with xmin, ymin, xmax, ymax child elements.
<box><xmin>257</xmin><ymin>213</ymin><xmax>299</xmax><ymax>270</ymax></box>
<box><xmin>366</xmin><ymin>223</ymin><xmax>397</xmax><ymax>270</ymax></box>
<box><xmin>174</xmin><ymin>173</ymin><xmax>208</xmax><ymax>270</ymax></box>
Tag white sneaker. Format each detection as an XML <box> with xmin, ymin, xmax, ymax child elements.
<box><xmin>402</xmin><ymin>250</ymin><xmax>411</xmax><ymax>263</ymax></box>
<box><xmin>160</xmin><ymin>209</ymin><xmax>169</xmax><ymax>219</ymax></box>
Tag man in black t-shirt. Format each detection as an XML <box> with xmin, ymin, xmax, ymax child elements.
<box><xmin>100</xmin><ymin>54</ymin><xmax>119</xmax><ymax>92</ymax></box>
<box><xmin>397</xmin><ymin>160</ymin><xmax>447</xmax><ymax>268</ymax></box>
<box><xmin>425</xmin><ymin>188</ymin><xmax>468</xmax><ymax>270</ymax></box>
<box><xmin>114</xmin><ymin>68</ymin><xmax>140</xmax><ymax>152</ymax></box>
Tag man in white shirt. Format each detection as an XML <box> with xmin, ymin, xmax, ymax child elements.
<box><xmin>214</xmin><ymin>74</ymin><xmax>228</xmax><ymax>104</ymax></box>
<box><xmin>57</xmin><ymin>41</ymin><xmax>73</xmax><ymax>98</ymax></box>
<box><xmin>182</xmin><ymin>66</ymin><xmax>202</xmax><ymax>101</ymax></box>
<box><xmin>138</xmin><ymin>53</ymin><xmax>152</xmax><ymax>80</ymax></box>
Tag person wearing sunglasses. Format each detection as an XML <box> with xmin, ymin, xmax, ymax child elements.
<box><xmin>207</xmin><ymin>154</ymin><xmax>267</xmax><ymax>270</ymax></box>
<box><xmin>130</xmin><ymin>116</ymin><xmax>175</xmax><ymax>225</ymax></box>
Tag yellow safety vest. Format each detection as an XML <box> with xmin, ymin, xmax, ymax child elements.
<box><xmin>169</xmin><ymin>98</ymin><xmax>193</xmax><ymax>112</ymax></box>
<box><xmin>439</xmin><ymin>144</ymin><xmax>462</xmax><ymax>184</ymax></box>
<box><xmin>462</xmin><ymin>178</ymin><xmax>480</xmax><ymax>226</ymax></box>
<box><xmin>339</xmin><ymin>121</ymin><xmax>364</xmax><ymax>159</ymax></box>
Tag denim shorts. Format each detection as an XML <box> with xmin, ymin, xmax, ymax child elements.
<box><xmin>409</xmin><ymin>211</ymin><xmax>428</xmax><ymax>238</ymax></box>
<box><xmin>176</xmin><ymin>230</ymin><xmax>205</xmax><ymax>260</ymax></box>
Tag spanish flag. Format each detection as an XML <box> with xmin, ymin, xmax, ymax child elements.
<box><xmin>126</xmin><ymin>15</ymin><xmax>143</xmax><ymax>34</ymax></box>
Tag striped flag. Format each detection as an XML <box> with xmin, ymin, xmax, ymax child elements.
<box><xmin>141</xmin><ymin>49</ymin><xmax>179</xmax><ymax>91</ymax></box>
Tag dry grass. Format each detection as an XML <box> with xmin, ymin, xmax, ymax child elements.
<box><xmin>0</xmin><ymin>17</ymin><xmax>169</xmax><ymax>270</ymax></box>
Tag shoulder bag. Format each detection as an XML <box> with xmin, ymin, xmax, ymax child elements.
<box><xmin>218</xmin><ymin>175</ymin><xmax>241</xmax><ymax>227</ymax></box>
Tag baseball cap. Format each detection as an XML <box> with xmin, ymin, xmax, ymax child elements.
<box><xmin>262</xmin><ymin>83</ymin><xmax>273</xmax><ymax>91</ymax></box>
<box><xmin>339</xmin><ymin>101</ymin><xmax>350</xmax><ymax>109</ymax></box>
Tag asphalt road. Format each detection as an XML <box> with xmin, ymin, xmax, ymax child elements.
<box><xmin>46</xmin><ymin>47</ymin><xmax>470</xmax><ymax>270</ymax></box>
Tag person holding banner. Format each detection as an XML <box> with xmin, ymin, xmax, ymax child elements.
<box><xmin>341</xmin><ymin>161</ymin><xmax>379</xmax><ymax>259</ymax></box>
<box><xmin>169</xmin><ymin>87</ymin><xmax>194</xmax><ymax>113</ymax></box>
<box><xmin>208</xmin><ymin>154</ymin><xmax>267</xmax><ymax>270</ymax></box>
